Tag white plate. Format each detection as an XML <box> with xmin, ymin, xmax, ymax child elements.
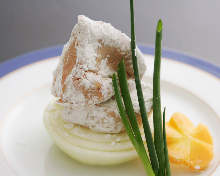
<box><xmin>0</xmin><ymin>46</ymin><xmax>219</xmax><ymax>176</ymax></box>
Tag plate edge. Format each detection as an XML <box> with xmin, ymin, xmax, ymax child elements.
<box><xmin>0</xmin><ymin>45</ymin><xmax>219</xmax><ymax>79</ymax></box>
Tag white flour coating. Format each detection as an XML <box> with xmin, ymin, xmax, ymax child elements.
<box><xmin>52</xmin><ymin>15</ymin><xmax>147</xmax><ymax>105</ymax></box>
<box><xmin>58</xmin><ymin>80</ymin><xmax>153</xmax><ymax>133</ymax></box>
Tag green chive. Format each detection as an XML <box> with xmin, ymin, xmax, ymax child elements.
<box><xmin>163</xmin><ymin>108</ymin><xmax>171</xmax><ymax>176</ymax></box>
<box><xmin>112</xmin><ymin>74</ymin><xmax>155</xmax><ymax>176</ymax></box>
<box><xmin>130</xmin><ymin>0</ymin><xmax>136</xmax><ymax>50</ymax></box>
<box><xmin>113</xmin><ymin>1</ymin><xmax>171</xmax><ymax>176</ymax></box>
<box><xmin>153</xmin><ymin>19</ymin><xmax>165</xmax><ymax>176</ymax></box>
<box><xmin>129</xmin><ymin>0</ymin><xmax>159</xmax><ymax>173</ymax></box>
<box><xmin>117</xmin><ymin>60</ymin><xmax>153</xmax><ymax>173</ymax></box>
<box><xmin>117</xmin><ymin>60</ymin><xmax>143</xmax><ymax>145</ymax></box>
<box><xmin>112</xmin><ymin>74</ymin><xmax>137</xmax><ymax>148</ymax></box>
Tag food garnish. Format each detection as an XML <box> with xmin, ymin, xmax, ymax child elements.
<box><xmin>43</xmin><ymin>0</ymin><xmax>214</xmax><ymax>173</ymax></box>
<box><xmin>166</xmin><ymin>112</ymin><xmax>213</xmax><ymax>171</ymax></box>
<box><xmin>112</xmin><ymin>0</ymin><xmax>171</xmax><ymax>175</ymax></box>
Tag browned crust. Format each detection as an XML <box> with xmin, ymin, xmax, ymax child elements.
<box><xmin>55</xmin><ymin>38</ymin><xmax>138</xmax><ymax>104</ymax></box>
<box><xmin>61</xmin><ymin>39</ymin><xmax>77</xmax><ymax>94</ymax></box>
<box><xmin>72</xmin><ymin>73</ymin><xmax>103</xmax><ymax>102</ymax></box>
<box><xmin>96</xmin><ymin>41</ymin><xmax>134</xmax><ymax>78</ymax></box>
<box><xmin>107</xmin><ymin>108</ymin><xmax>153</xmax><ymax>133</ymax></box>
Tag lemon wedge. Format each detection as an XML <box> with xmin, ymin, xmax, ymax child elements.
<box><xmin>166</xmin><ymin>112</ymin><xmax>213</xmax><ymax>171</ymax></box>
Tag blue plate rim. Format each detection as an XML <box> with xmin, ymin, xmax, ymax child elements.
<box><xmin>0</xmin><ymin>45</ymin><xmax>219</xmax><ymax>79</ymax></box>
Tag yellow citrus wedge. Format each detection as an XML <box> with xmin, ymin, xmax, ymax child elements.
<box><xmin>166</xmin><ymin>113</ymin><xmax>213</xmax><ymax>171</ymax></box>
<box><xmin>166</xmin><ymin>123</ymin><xmax>183</xmax><ymax>144</ymax></box>
<box><xmin>169</xmin><ymin>112</ymin><xmax>194</xmax><ymax>135</ymax></box>
<box><xmin>191</xmin><ymin>124</ymin><xmax>213</xmax><ymax>145</ymax></box>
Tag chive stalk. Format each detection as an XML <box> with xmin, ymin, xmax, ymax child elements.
<box><xmin>112</xmin><ymin>1</ymin><xmax>171</xmax><ymax>175</ymax></box>
<box><xmin>129</xmin><ymin>0</ymin><xmax>159</xmax><ymax>173</ymax></box>
<box><xmin>163</xmin><ymin>108</ymin><xmax>171</xmax><ymax>176</ymax></box>
<box><xmin>117</xmin><ymin>61</ymin><xmax>143</xmax><ymax>146</ymax></box>
<box><xmin>117</xmin><ymin>60</ymin><xmax>153</xmax><ymax>173</ymax></box>
<box><xmin>153</xmin><ymin>19</ymin><xmax>165</xmax><ymax>176</ymax></box>
<box><xmin>112</xmin><ymin>73</ymin><xmax>137</xmax><ymax>148</ymax></box>
<box><xmin>112</xmin><ymin>73</ymin><xmax>155</xmax><ymax>176</ymax></box>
